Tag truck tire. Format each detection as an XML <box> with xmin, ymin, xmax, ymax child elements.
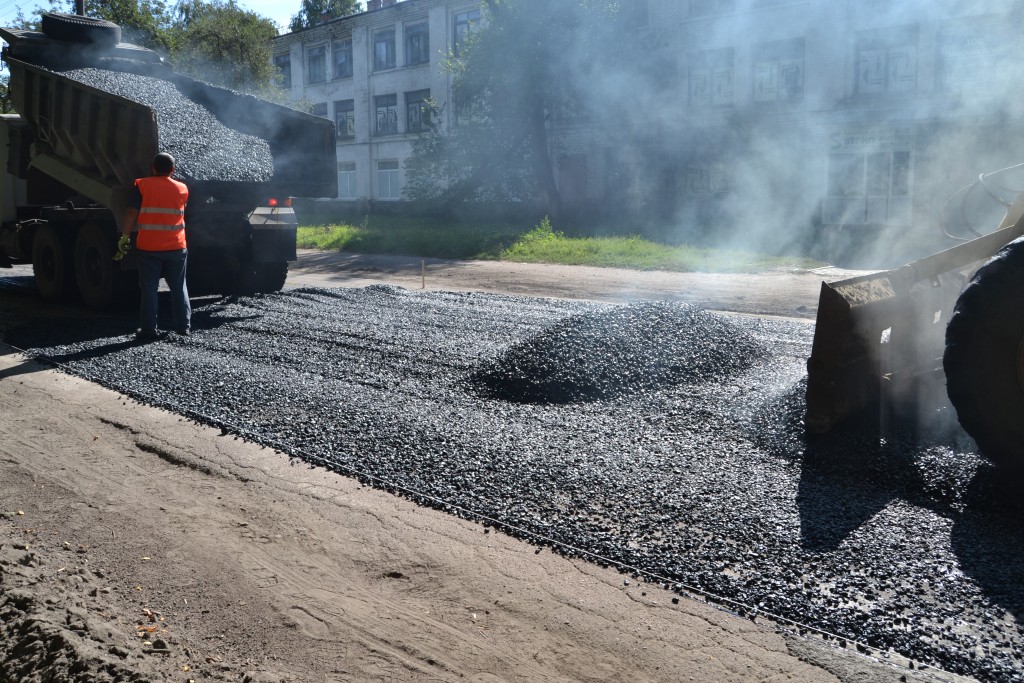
<box><xmin>943</xmin><ymin>236</ymin><xmax>1024</xmax><ymax>470</ymax></box>
<box><xmin>40</xmin><ymin>13</ymin><xmax>121</xmax><ymax>47</ymax></box>
<box><xmin>252</xmin><ymin>262</ymin><xmax>288</xmax><ymax>293</ymax></box>
<box><xmin>31</xmin><ymin>224</ymin><xmax>73</xmax><ymax>303</ymax></box>
<box><xmin>232</xmin><ymin>261</ymin><xmax>288</xmax><ymax>295</ymax></box>
<box><xmin>73</xmin><ymin>222</ymin><xmax>121</xmax><ymax>309</ymax></box>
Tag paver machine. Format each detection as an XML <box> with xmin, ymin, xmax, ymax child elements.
<box><xmin>0</xmin><ymin>13</ymin><xmax>337</xmax><ymax>308</ymax></box>
<box><xmin>805</xmin><ymin>168</ymin><xmax>1024</xmax><ymax>468</ymax></box>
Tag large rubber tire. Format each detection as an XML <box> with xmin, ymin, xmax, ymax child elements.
<box><xmin>40</xmin><ymin>13</ymin><xmax>121</xmax><ymax>47</ymax></box>
<box><xmin>943</xmin><ymin>236</ymin><xmax>1024</xmax><ymax>470</ymax></box>
<box><xmin>31</xmin><ymin>224</ymin><xmax>73</xmax><ymax>303</ymax></box>
<box><xmin>252</xmin><ymin>262</ymin><xmax>288</xmax><ymax>293</ymax></box>
<box><xmin>73</xmin><ymin>222</ymin><xmax>120</xmax><ymax>310</ymax></box>
<box><xmin>232</xmin><ymin>261</ymin><xmax>288</xmax><ymax>295</ymax></box>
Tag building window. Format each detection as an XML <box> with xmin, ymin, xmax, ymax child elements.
<box><xmin>454</xmin><ymin>9</ymin><xmax>481</xmax><ymax>57</ymax></box>
<box><xmin>310</xmin><ymin>102</ymin><xmax>328</xmax><ymax>118</ymax></box>
<box><xmin>377</xmin><ymin>160</ymin><xmax>400</xmax><ymax>200</ymax></box>
<box><xmin>332</xmin><ymin>38</ymin><xmax>353</xmax><ymax>79</ymax></box>
<box><xmin>405</xmin><ymin>89</ymin><xmax>431</xmax><ymax>133</ymax></box>
<box><xmin>274</xmin><ymin>53</ymin><xmax>291</xmax><ymax>89</ymax></box>
<box><xmin>306</xmin><ymin>44</ymin><xmax>327</xmax><ymax>84</ymax></box>
<box><xmin>338</xmin><ymin>162</ymin><xmax>357</xmax><ymax>199</ymax></box>
<box><xmin>824</xmin><ymin>140</ymin><xmax>912</xmax><ymax>225</ymax></box>
<box><xmin>334</xmin><ymin>99</ymin><xmax>355</xmax><ymax>139</ymax></box>
<box><xmin>689</xmin><ymin>48</ymin><xmax>734</xmax><ymax>107</ymax></box>
<box><xmin>405</xmin><ymin>21</ymin><xmax>429</xmax><ymax>66</ymax></box>
<box><xmin>856</xmin><ymin>26</ymin><xmax>917</xmax><ymax>95</ymax></box>
<box><xmin>753</xmin><ymin>38</ymin><xmax>804</xmax><ymax>103</ymax></box>
<box><xmin>374</xmin><ymin>28</ymin><xmax>396</xmax><ymax>70</ymax></box>
<box><xmin>689</xmin><ymin>0</ymin><xmax>734</xmax><ymax>17</ymax></box>
<box><xmin>375</xmin><ymin>94</ymin><xmax>399</xmax><ymax>135</ymax></box>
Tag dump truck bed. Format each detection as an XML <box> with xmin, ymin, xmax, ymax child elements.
<box><xmin>0</xmin><ymin>28</ymin><xmax>337</xmax><ymax>206</ymax></box>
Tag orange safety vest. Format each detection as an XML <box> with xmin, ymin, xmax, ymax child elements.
<box><xmin>134</xmin><ymin>175</ymin><xmax>189</xmax><ymax>251</ymax></box>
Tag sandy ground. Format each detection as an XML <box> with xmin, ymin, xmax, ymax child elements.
<box><xmin>0</xmin><ymin>252</ymin><xmax>963</xmax><ymax>683</ymax></box>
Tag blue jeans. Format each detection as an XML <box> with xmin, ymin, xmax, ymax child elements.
<box><xmin>136</xmin><ymin>248</ymin><xmax>191</xmax><ymax>333</ymax></box>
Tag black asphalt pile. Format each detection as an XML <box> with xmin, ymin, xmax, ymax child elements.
<box><xmin>466</xmin><ymin>301</ymin><xmax>766</xmax><ymax>403</ymax></box>
<box><xmin>60</xmin><ymin>68</ymin><xmax>273</xmax><ymax>183</ymax></box>
<box><xmin>6</xmin><ymin>285</ymin><xmax>1024</xmax><ymax>683</ymax></box>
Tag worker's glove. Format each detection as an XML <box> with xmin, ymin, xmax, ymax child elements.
<box><xmin>112</xmin><ymin>234</ymin><xmax>130</xmax><ymax>261</ymax></box>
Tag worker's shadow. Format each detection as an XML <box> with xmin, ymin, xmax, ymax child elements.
<box><xmin>3</xmin><ymin>294</ymin><xmax>256</xmax><ymax>365</ymax></box>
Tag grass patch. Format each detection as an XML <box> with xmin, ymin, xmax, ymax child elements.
<box><xmin>297</xmin><ymin>216</ymin><xmax>821</xmax><ymax>273</ymax></box>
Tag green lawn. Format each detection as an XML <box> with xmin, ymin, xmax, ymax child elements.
<box><xmin>296</xmin><ymin>216</ymin><xmax>821</xmax><ymax>273</ymax></box>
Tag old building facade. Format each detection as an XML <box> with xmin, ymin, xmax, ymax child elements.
<box><xmin>274</xmin><ymin>0</ymin><xmax>1024</xmax><ymax>261</ymax></box>
<box><xmin>272</xmin><ymin>0</ymin><xmax>480</xmax><ymax>208</ymax></box>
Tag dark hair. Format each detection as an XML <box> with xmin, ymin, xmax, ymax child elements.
<box><xmin>153</xmin><ymin>152</ymin><xmax>175</xmax><ymax>175</ymax></box>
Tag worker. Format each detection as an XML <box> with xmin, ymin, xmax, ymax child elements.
<box><xmin>115</xmin><ymin>152</ymin><xmax>191</xmax><ymax>341</ymax></box>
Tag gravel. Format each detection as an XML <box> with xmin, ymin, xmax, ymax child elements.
<box><xmin>59</xmin><ymin>67</ymin><xmax>274</xmax><ymax>183</ymax></box>
<box><xmin>6</xmin><ymin>285</ymin><xmax>1024</xmax><ymax>683</ymax></box>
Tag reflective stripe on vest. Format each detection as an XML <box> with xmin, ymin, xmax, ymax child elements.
<box><xmin>134</xmin><ymin>176</ymin><xmax>189</xmax><ymax>251</ymax></box>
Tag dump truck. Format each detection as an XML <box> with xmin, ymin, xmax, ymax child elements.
<box><xmin>805</xmin><ymin>170</ymin><xmax>1024</xmax><ymax>470</ymax></box>
<box><xmin>0</xmin><ymin>13</ymin><xmax>337</xmax><ymax>309</ymax></box>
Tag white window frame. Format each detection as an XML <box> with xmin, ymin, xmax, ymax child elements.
<box><xmin>377</xmin><ymin>160</ymin><xmax>400</xmax><ymax>200</ymax></box>
<box><xmin>338</xmin><ymin>162</ymin><xmax>358</xmax><ymax>199</ymax></box>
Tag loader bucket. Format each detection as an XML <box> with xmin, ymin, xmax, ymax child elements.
<box><xmin>805</xmin><ymin>216</ymin><xmax>1024</xmax><ymax>434</ymax></box>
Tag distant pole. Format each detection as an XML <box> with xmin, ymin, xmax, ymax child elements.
<box><xmin>421</xmin><ymin>259</ymin><xmax>425</xmax><ymax>289</ymax></box>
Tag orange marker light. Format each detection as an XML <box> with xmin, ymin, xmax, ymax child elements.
<box><xmin>268</xmin><ymin>198</ymin><xmax>279</xmax><ymax>207</ymax></box>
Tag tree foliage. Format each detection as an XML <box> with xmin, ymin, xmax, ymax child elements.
<box><xmin>288</xmin><ymin>0</ymin><xmax>360</xmax><ymax>33</ymax></box>
<box><xmin>32</xmin><ymin>0</ymin><xmax>279</xmax><ymax>93</ymax></box>
<box><xmin>405</xmin><ymin>0</ymin><xmax>622</xmax><ymax>218</ymax></box>
<box><xmin>170</xmin><ymin>0</ymin><xmax>279</xmax><ymax>92</ymax></box>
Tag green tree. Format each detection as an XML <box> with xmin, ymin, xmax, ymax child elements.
<box><xmin>288</xmin><ymin>0</ymin><xmax>360</xmax><ymax>33</ymax></box>
<box><xmin>406</xmin><ymin>0</ymin><xmax>621</xmax><ymax>219</ymax></box>
<box><xmin>170</xmin><ymin>0</ymin><xmax>280</xmax><ymax>93</ymax></box>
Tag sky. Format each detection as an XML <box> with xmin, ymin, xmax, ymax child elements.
<box><xmin>0</xmin><ymin>0</ymin><xmax>323</xmax><ymax>36</ymax></box>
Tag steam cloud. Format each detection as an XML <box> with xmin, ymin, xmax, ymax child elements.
<box><xmin>562</xmin><ymin>0</ymin><xmax>1024</xmax><ymax>268</ymax></box>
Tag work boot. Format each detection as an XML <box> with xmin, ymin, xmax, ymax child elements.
<box><xmin>134</xmin><ymin>329</ymin><xmax>161</xmax><ymax>342</ymax></box>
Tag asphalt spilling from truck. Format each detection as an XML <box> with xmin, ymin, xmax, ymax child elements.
<box><xmin>5</xmin><ymin>285</ymin><xmax>1024</xmax><ymax>683</ymax></box>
